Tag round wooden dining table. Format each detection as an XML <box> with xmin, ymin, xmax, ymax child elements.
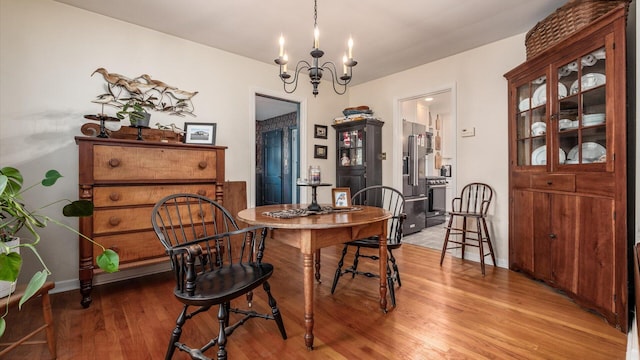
<box><xmin>237</xmin><ymin>204</ymin><xmax>391</xmax><ymax>350</ymax></box>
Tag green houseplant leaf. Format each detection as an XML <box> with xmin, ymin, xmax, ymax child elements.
<box><xmin>97</xmin><ymin>249</ymin><xmax>119</xmax><ymax>273</ymax></box>
<box><xmin>62</xmin><ymin>200</ymin><xmax>94</xmax><ymax>217</ymax></box>
<box><xmin>19</xmin><ymin>270</ymin><xmax>47</xmax><ymax>309</ymax></box>
<box><xmin>0</xmin><ymin>251</ymin><xmax>21</xmax><ymax>282</ymax></box>
<box><xmin>0</xmin><ymin>167</ymin><xmax>120</xmax><ymax>337</ymax></box>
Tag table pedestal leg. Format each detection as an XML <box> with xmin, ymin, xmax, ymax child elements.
<box><xmin>303</xmin><ymin>253</ymin><xmax>314</xmax><ymax>349</ymax></box>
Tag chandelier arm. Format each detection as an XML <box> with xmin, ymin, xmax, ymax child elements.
<box><xmin>281</xmin><ymin>60</ymin><xmax>312</xmax><ymax>86</ymax></box>
<box><xmin>319</xmin><ymin>63</ymin><xmax>348</xmax><ymax>95</ymax></box>
<box><xmin>281</xmin><ymin>60</ymin><xmax>312</xmax><ymax>93</ymax></box>
<box><xmin>320</xmin><ymin>62</ymin><xmax>352</xmax><ymax>86</ymax></box>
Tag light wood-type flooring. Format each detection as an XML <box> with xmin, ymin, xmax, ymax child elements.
<box><xmin>2</xmin><ymin>241</ymin><xmax>627</xmax><ymax>359</ymax></box>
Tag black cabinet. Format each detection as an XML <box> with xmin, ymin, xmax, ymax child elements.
<box><xmin>332</xmin><ymin>119</ymin><xmax>383</xmax><ymax>196</ymax></box>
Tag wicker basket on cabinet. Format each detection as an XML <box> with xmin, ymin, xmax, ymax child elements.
<box><xmin>525</xmin><ymin>0</ymin><xmax>630</xmax><ymax>59</ymax></box>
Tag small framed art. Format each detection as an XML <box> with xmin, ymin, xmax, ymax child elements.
<box><xmin>332</xmin><ymin>187</ymin><xmax>351</xmax><ymax>208</ymax></box>
<box><xmin>314</xmin><ymin>124</ymin><xmax>328</xmax><ymax>139</ymax></box>
<box><xmin>184</xmin><ymin>122</ymin><xmax>216</xmax><ymax>145</ymax></box>
<box><xmin>314</xmin><ymin>145</ymin><xmax>327</xmax><ymax>159</ymax></box>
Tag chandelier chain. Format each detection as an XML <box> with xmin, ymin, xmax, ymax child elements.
<box><xmin>314</xmin><ymin>0</ymin><xmax>318</xmax><ymax>28</ymax></box>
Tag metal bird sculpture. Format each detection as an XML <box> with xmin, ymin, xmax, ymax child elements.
<box><xmin>92</xmin><ymin>68</ymin><xmax>198</xmax><ymax>118</ymax></box>
<box><xmin>91</xmin><ymin>68</ymin><xmax>131</xmax><ymax>86</ymax></box>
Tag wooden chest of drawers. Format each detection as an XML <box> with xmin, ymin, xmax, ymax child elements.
<box><xmin>75</xmin><ymin>137</ymin><xmax>226</xmax><ymax>307</ymax></box>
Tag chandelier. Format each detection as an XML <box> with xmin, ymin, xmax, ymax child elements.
<box><xmin>274</xmin><ymin>0</ymin><xmax>357</xmax><ymax>96</ymax></box>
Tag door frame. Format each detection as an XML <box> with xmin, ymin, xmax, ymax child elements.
<box><xmin>250</xmin><ymin>88</ymin><xmax>307</xmax><ymax>207</ymax></box>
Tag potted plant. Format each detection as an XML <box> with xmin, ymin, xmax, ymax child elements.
<box><xmin>116</xmin><ymin>99</ymin><xmax>152</xmax><ymax>127</ymax></box>
<box><xmin>0</xmin><ymin>166</ymin><xmax>119</xmax><ymax>336</ymax></box>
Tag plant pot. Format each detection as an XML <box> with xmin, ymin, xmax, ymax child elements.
<box><xmin>0</xmin><ymin>237</ymin><xmax>20</xmax><ymax>298</ymax></box>
<box><xmin>133</xmin><ymin>113</ymin><xmax>151</xmax><ymax>128</ymax></box>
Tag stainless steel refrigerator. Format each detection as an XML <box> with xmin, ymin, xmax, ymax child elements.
<box><xmin>402</xmin><ymin>120</ymin><xmax>429</xmax><ymax>235</ymax></box>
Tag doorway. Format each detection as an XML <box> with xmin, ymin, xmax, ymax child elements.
<box><xmin>254</xmin><ymin>94</ymin><xmax>301</xmax><ymax>206</ymax></box>
<box><xmin>396</xmin><ymin>87</ymin><xmax>456</xmax><ymax>250</ymax></box>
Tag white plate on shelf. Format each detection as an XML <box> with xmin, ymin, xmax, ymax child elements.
<box><xmin>518</xmin><ymin>98</ymin><xmax>530</xmax><ymax>112</ymax></box>
<box><xmin>532</xmin><ymin>84</ymin><xmax>568</xmax><ymax>106</ymax></box>
<box><xmin>567</xmin><ymin>142</ymin><xmax>606</xmax><ymax>163</ymax></box>
<box><xmin>531</xmin><ymin>122</ymin><xmax>546</xmax><ymax>136</ymax></box>
<box><xmin>559</xmin><ymin>119</ymin><xmax>574</xmax><ymax>130</ymax></box>
<box><xmin>583</xmin><ymin>113</ymin><xmax>605</xmax><ymax>126</ymax></box>
<box><xmin>570</xmin><ymin>73</ymin><xmax>606</xmax><ymax>94</ymax></box>
<box><xmin>532</xmin><ymin>86</ymin><xmax>545</xmax><ymax>107</ymax></box>
<box><xmin>531</xmin><ymin>146</ymin><xmax>566</xmax><ymax>165</ymax></box>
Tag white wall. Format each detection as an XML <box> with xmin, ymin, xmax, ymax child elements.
<box><xmin>349</xmin><ymin>34</ymin><xmax>526</xmax><ymax>268</ymax></box>
<box><xmin>0</xmin><ymin>0</ymin><xmax>346</xmax><ymax>287</ymax></box>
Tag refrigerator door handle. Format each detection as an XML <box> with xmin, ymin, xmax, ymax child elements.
<box><xmin>409</xmin><ymin>135</ymin><xmax>419</xmax><ymax>186</ymax></box>
<box><xmin>407</xmin><ymin>135</ymin><xmax>414</xmax><ymax>185</ymax></box>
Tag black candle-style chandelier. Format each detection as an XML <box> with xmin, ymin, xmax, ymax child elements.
<box><xmin>274</xmin><ymin>0</ymin><xmax>357</xmax><ymax>97</ymax></box>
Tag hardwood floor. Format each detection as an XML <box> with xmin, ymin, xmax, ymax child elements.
<box><xmin>2</xmin><ymin>241</ymin><xmax>627</xmax><ymax>359</ymax></box>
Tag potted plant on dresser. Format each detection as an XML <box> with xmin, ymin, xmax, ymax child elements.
<box><xmin>0</xmin><ymin>166</ymin><xmax>119</xmax><ymax>336</ymax></box>
<box><xmin>116</xmin><ymin>92</ymin><xmax>156</xmax><ymax>127</ymax></box>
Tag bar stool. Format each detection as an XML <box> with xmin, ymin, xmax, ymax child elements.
<box><xmin>439</xmin><ymin>183</ymin><xmax>495</xmax><ymax>276</ymax></box>
<box><xmin>0</xmin><ymin>281</ymin><xmax>56</xmax><ymax>359</ymax></box>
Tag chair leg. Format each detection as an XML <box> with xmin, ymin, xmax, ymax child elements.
<box><xmin>440</xmin><ymin>215</ymin><xmax>455</xmax><ymax>266</ymax></box>
<box><xmin>331</xmin><ymin>244</ymin><xmax>349</xmax><ymax>294</ymax></box>
<box><xmin>477</xmin><ymin>219</ymin><xmax>486</xmax><ymax>276</ymax></box>
<box><xmin>246</xmin><ymin>290</ymin><xmax>254</xmax><ymax>308</ymax></box>
<box><xmin>482</xmin><ymin>218</ymin><xmax>496</xmax><ymax>266</ymax></box>
<box><xmin>461</xmin><ymin>217</ymin><xmax>467</xmax><ymax>260</ymax></box>
<box><xmin>216</xmin><ymin>304</ymin><xmax>228</xmax><ymax>360</ymax></box>
<box><xmin>350</xmin><ymin>246</ymin><xmax>361</xmax><ymax>278</ymax></box>
<box><xmin>263</xmin><ymin>281</ymin><xmax>287</xmax><ymax>339</ymax></box>
<box><xmin>223</xmin><ymin>302</ymin><xmax>230</xmax><ymax>328</ymax></box>
<box><xmin>386</xmin><ymin>263</ymin><xmax>396</xmax><ymax>307</ymax></box>
<box><xmin>166</xmin><ymin>305</ymin><xmax>188</xmax><ymax>360</ymax></box>
<box><xmin>388</xmin><ymin>249</ymin><xmax>401</xmax><ymax>287</ymax></box>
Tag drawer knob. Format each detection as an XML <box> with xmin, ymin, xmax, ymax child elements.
<box><xmin>109</xmin><ymin>192</ymin><xmax>120</xmax><ymax>202</ymax></box>
<box><xmin>197</xmin><ymin>189</ymin><xmax>206</xmax><ymax>196</ymax></box>
<box><xmin>198</xmin><ymin>161</ymin><xmax>208</xmax><ymax>169</ymax></box>
<box><xmin>109</xmin><ymin>216</ymin><xmax>121</xmax><ymax>226</ymax></box>
<box><xmin>547</xmin><ymin>181</ymin><xmax>553</xmax><ymax>185</ymax></box>
<box><xmin>109</xmin><ymin>158</ymin><xmax>121</xmax><ymax>168</ymax></box>
<box><xmin>549</xmin><ymin>233</ymin><xmax>557</xmax><ymax>239</ymax></box>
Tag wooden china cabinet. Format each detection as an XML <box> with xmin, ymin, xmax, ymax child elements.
<box><xmin>504</xmin><ymin>6</ymin><xmax>628</xmax><ymax>331</ymax></box>
<box><xmin>75</xmin><ymin>137</ymin><xmax>226</xmax><ymax>308</ymax></box>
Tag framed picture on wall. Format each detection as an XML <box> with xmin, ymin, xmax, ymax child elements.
<box><xmin>314</xmin><ymin>145</ymin><xmax>327</xmax><ymax>159</ymax></box>
<box><xmin>314</xmin><ymin>124</ymin><xmax>328</xmax><ymax>139</ymax></box>
<box><xmin>184</xmin><ymin>122</ymin><xmax>216</xmax><ymax>145</ymax></box>
<box><xmin>332</xmin><ymin>187</ymin><xmax>351</xmax><ymax>208</ymax></box>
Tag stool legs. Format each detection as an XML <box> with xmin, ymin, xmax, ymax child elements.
<box><xmin>439</xmin><ymin>215</ymin><xmax>455</xmax><ymax>266</ymax></box>
<box><xmin>42</xmin><ymin>291</ymin><xmax>57</xmax><ymax>359</ymax></box>
<box><xmin>440</xmin><ymin>215</ymin><xmax>495</xmax><ymax>276</ymax></box>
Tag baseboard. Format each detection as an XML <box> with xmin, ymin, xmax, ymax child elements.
<box><xmin>49</xmin><ymin>263</ymin><xmax>172</xmax><ymax>295</ymax></box>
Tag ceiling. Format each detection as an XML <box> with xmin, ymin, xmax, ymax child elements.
<box><xmin>54</xmin><ymin>0</ymin><xmax>567</xmax><ymax>119</ymax></box>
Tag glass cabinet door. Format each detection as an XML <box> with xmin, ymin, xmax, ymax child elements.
<box><xmin>338</xmin><ymin>128</ymin><xmax>364</xmax><ymax>167</ymax></box>
<box><xmin>516</xmin><ymin>75</ymin><xmax>547</xmax><ymax>166</ymax></box>
<box><xmin>556</xmin><ymin>47</ymin><xmax>607</xmax><ymax>165</ymax></box>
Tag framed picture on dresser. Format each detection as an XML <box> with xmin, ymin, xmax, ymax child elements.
<box><xmin>184</xmin><ymin>122</ymin><xmax>216</xmax><ymax>145</ymax></box>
